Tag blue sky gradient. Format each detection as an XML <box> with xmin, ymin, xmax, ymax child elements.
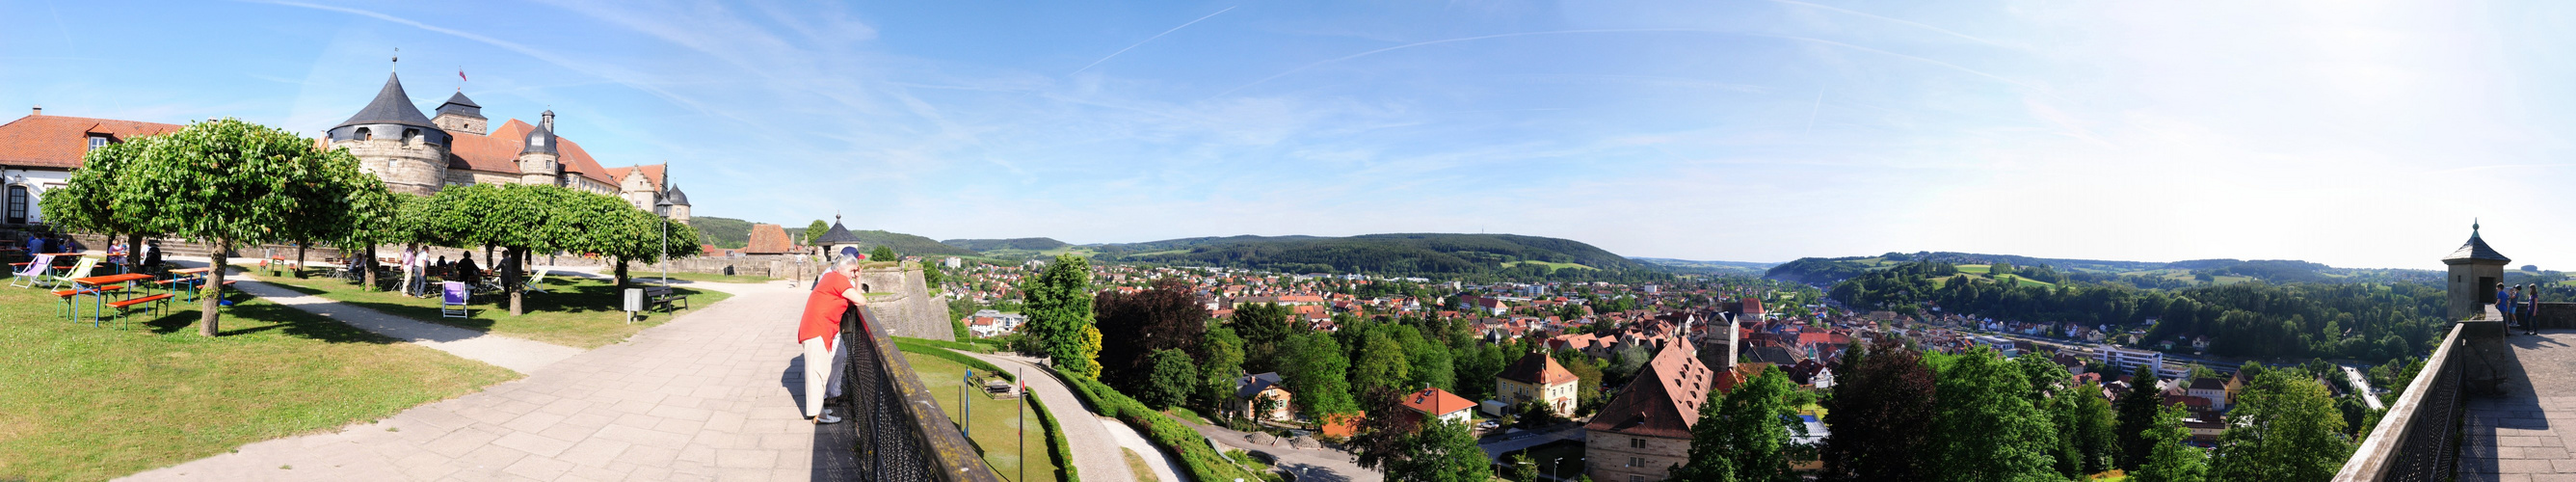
<box><xmin>4</xmin><ymin>0</ymin><xmax>2572</xmax><ymax>269</ymax></box>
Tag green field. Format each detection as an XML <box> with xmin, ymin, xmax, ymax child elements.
<box><xmin>1501</xmin><ymin>260</ymin><xmax>1598</xmax><ymax>271</ymax></box>
<box><xmin>259</xmin><ymin>272</ymin><xmax>732</xmax><ymax>349</ymax></box>
<box><xmin>0</xmin><ymin>281</ymin><xmax>517</xmax><ymax>481</ymax></box>
<box><xmin>905</xmin><ymin>352</ymin><xmax>1060</xmax><ymax>482</ymax></box>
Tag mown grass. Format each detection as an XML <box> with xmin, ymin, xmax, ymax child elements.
<box><xmin>904</xmin><ymin>352</ymin><xmax>1061</xmax><ymax>482</ymax></box>
<box><xmin>0</xmin><ymin>282</ymin><xmax>516</xmax><ymax>481</ymax></box>
<box><xmin>257</xmin><ymin>272</ymin><xmax>731</xmax><ymax>349</ymax></box>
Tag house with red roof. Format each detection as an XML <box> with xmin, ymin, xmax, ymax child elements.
<box><xmin>1496</xmin><ymin>351</ymin><xmax>1580</xmax><ymax>417</ymax></box>
<box><xmin>1399</xmin><ymin>387</ymin><xmax>1475</xmax><ymax>426</ymax></box>
<box><xmin>1585</xmin><ymin>343</ymin><xmax>1732</xmax><ymax>482</ymax></box>
<box><xmin>0</xmin><ymin>108</ymin><xmax>182</xmax><ymax>224</ymax></box>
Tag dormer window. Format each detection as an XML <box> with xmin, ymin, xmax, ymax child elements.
<box><xmin>530</xmin><ymin>136</ymin><xmax>545</xmax><ymax>147</ymax></box>
<box><xmin>87</xmin><ymin>135</ymin><xmax>108</xmax><ymax>150</ymax></box>
<box><xmin>403</xmin><ymin>128</ymin><xmax>421</xmax><ymax>147</ymax></box>
<box><xmin>354</xmin><ymin>127</ymin><xmax>372</xmax><ymax>141</ymax></box>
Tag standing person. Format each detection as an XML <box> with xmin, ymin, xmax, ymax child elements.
<box><xmin>141</xmin><ymin>240</ymin><xmax>161</xmax><ymax>272</ymax></box>
<box><xmin>2506</xmin><ymin>285</ymin><xmax>2523</xmax><ymax>332</ymax></box>
<box><xmin>455</xmin><ymin>252</ymin><xmax>481</xmax><ymax>289</ymax></box>
<box><xmin>798</xmin><ymin>254</ymin><xmax>870</xmax><ymax>424</ymax></box>
<box><xmin>2528</xmin><ymin>283</ymin><xmax>2545</xmax><ymax>335</ymax></box>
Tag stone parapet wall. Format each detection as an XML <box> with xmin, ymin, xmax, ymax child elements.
<box><xmin>2533</xmin><ymin>303</ymin><xmax>2576</xmax><ymax>330</ymax></box>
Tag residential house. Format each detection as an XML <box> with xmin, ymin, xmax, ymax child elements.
<box><xmin>1497</xmin><ymin>351</ymin><xmax>1580</xmax><ymax>417</ymax></box>
<box><xmin>1400</xmin><ymin>388</ymin><xmax>1475</xmax><ymax>426</ymax></box>
<box><xmin>1231</xmin><ymin>373</ymin><xmax>1294</xmax><ymax>422</ymax></box>
<box><xmin>1585</xmin><ymin>344</ymin><xmax>1733</xmax><ymax>482</ymax></box>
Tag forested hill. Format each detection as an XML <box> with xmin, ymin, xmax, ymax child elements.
<box><xmin>1093</xmin><ymin>233</ymin><xmax>1654</xmax><ymax>280</ymax></box>
<box><xmin>851</xmin><ymin>230</ymin><xmax>980</xmax><ymax>256</ymax></box>
<box><xmin>940</xmin><ymin>237</ymin><xmax>1069</xmax><ymax>252</ymax></box>
<box><xmin>1764</xmin><ymin>251</ymin><xmax>2438</xmax><ymax>286</ymax></box>
<box><xmin>684</xmin><ymin>216</ymin><xmax>753</xmax><ymax>249</ymax></box>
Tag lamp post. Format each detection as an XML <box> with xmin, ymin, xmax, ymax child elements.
<box><xmin>1553</xmin><ymin>457</ymin><xmax>1565</xmax><ymax>481</ymax></box>
<box><xmin>654</xmin><ymin>199</ymin><xmax>674</xmax><ymax>285</ymax></box>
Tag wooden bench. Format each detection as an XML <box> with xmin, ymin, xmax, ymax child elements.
<box><xmin>53</xmin><ymin>285</ymin><xmax>124</xmax><ymax>320</ymax></box>
<box><xmin>643</xmin><ymin>285</ymin><xmax>686</xmax><ymax>312</ymax></box>
<box><xmin>106</xmin><ymin>294</ymin><xmax>173</xmax><ymax>330</ymax></box>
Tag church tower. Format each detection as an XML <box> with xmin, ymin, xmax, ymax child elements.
<box><xmin>2444</xmin><ymin>221</ymin><xmax>2512</xmax><ymax>320</ymax></box>
<box><xmin>327</xmin><ymin>71</ymin><xmax>450</xmax><ymax>196</ymax></box>
<box><xmin>431</xmin><ymin>91</ymin><xmax>487</xmax><ymax>135</ymax></box>
<box><xmin>517</xmin><ymin>110</ymin><xmax>562</xmax><ymax>186</ymax></box>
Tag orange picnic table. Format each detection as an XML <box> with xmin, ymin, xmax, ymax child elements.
<box><xmin>66</xmin><ymin>273</ymin><xmax>153</xmax><ymax>327</ymax></box>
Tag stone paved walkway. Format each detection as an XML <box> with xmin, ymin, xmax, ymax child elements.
<box><xmin>229</xmin><ymin>276</ymin><xmax>583</xmax><ymax>373</ymax></box>
<box><xmin>122</xmin><ymin>280</ymin><xmax>831</xmax><ymax>481</ymax></box>
<box><xmin>2459</xmin><ymin>329</ymin><xmax>2576</xmax><ymax>481</ymax></box>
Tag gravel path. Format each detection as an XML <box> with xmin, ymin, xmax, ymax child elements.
<box><xmin>968</xmin><ymin>353</ymin><xmax>1144</xmax><ymax>482</ymax></box>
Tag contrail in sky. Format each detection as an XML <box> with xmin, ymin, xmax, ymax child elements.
<box><xmin>1072</xmin><ymin>6</ymin><xmax>1236</xmax><ymax>75</ymax></box>
<box><xmin>1806</xmin><ymin>88</ymin><xmax>1823</xmax><ymax>134</ymax></box>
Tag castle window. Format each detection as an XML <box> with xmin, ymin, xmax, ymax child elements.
<box><xmin>403</xmin><ymin>128</ymin><xmax>421</xmax><ymax>146</ymax></box>
<box><xmin>354</xmin><ymin>127</ymin><xmax>372</xmax><ymax>141</ymax></box>
<box><xmin>6</xmin><ymin>186</ymin><xmax>25</xmax><ymax>224</ymax></box>
<box><xmin>87</xmin><ymin>135</ymin><xmax>108</xmax><ymax>150</ymax></box>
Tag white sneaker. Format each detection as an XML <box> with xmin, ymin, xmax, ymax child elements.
<box><xmin>813</xmin><ymin>413</ymin><xmax>842</xmax><ymax>424</ymax></box>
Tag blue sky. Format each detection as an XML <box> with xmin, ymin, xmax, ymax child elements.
<box><xmin>4</xmin><ymin>1</ymin><xmax>2573</xmax><ymax>270</ymax></box>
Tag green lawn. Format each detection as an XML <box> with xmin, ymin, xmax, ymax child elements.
<box><xmin>257</xmin><ymin>272</ymin><xmax>732</xmax><ymax>349</ymax></box>
<box><xmin>1123</xmin><ymin>448</ymin><xmax>1159</xmax><ymax>482</ymax></box>
<box><xmin>1499</xmin><ymin>440</ymin><xmax>1585</xmax><ymax>480</ymax></box>
<box><xmin>1956</xmin><ymin>264</ymin><xmax>1993</xmax><ymax>274</ymax></box>
<box><xmin>904</xmin><ymin>352</ymin><xmax>1061</xmax><ymax>482</ymax></box>
<box><xmin>0</xmin><ymin>281</ymin><xmax>517</xmax><ymax>481</ymax></box>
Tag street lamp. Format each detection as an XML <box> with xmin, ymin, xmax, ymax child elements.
<box><xmin>1553</xmin><ymin>457</ymin><xmax>1564</xmax><ymax>481</ymax></box>
<box><xmin>654</xmin><ymin>199</ymin><xmax>675</xmax><ymax>285</ymax></box>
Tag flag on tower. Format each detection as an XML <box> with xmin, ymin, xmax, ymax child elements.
<box><xmin>459</xmin><ymin>69</ymin><xmax>467</xmax><ymax>82</ymax></box>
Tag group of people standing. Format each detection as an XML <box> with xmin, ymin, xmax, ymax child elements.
<box><xmin>796</xmin><ymin>254</ymin><xmax>871</xmax><ymax>425</ymax></box>
<box><xmin>2504</xmin><ymin>282</ymin><xmax>2548</xmax><ymax>335</ymax></box>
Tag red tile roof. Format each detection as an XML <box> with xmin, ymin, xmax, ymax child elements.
<box><xmin>1499</xmin><ymin>351</ymin><xmax>1580</xmax><ymax>386</ymax></box>
<box><xmin>1583</xmin><ymin>344</ymin><xmax>1721</xmax><ymax>439</ymax></box>
<box><xmin>445</xmin><ymin>119</ymin><xmax>613</xmax><ymax>185</ymax></box>
<box><xmin>1400</xmin><ymin>388</ymin><xmax>1474</xmax><ymax>417</ymax></box>
<box><xmin>745</xmin><ymin>224</ymin><xmax>792</xmax><ymax>254</ymax></box>
<box><xmin>0</xmin><ymin>114</ymin><xmax>184</xmax><ymax>169</ymax></box>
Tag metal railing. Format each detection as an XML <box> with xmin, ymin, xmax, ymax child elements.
<box><xmin>2334</xmin><ymin>311</ymin><xmax>2493</xmax><ymax>482</ymax></box>
<box><xmin>835</xmin><ymin>305</ymin><xmax>1003</xmax><ymax>482</ymax></box>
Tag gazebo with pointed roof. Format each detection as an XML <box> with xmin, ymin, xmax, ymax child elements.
<box><xmin>811</xmin><ymin>215</ymin><xmax>865</xmax><ymax>259</ymax></box>
<box><xmin>2445</xmin><ymin>220</ymin><xmax>2513</xmax><ymax>320</ymax></box>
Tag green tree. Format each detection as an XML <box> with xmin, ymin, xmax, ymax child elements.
<box><xmin>1397</xmin><ymin>326</ymin><xmax>1455</xmax><ymax>392</ymax></box>
<box><xmin>1197</xmin><ymin>327</ymin><xmax>1247</xmax><ymax>411</ymax></box>
<box><xmin>1930</xmin><ymin>348</ymin><xmax>2058</xmax><ymax>482</ymax></box>
<box><xmin>1232</xmin><ymin>303</ymin><xmax>1296</xmax><ymax>373</ymax></box>
<box><xmin>1021</xmin><ymin>254</ymin><xmax>1100</xmax><ymax>378</ymax></box>
<box><xmin>413</xmin><ymin>184</ymin><xmax>615</xmax><ymax>315</ymax></box>
<box><xmin>1385</xmin><ymin>419</ymin><xmax>1493</xmax><ymax>482</ymax></box>
<box><xmin>2069</xmin><ymin>382</ymin><xmax>2120</xmax><ymax>474</ymax></box>
<box><xmin>803</xmin><ymin>219</ymin><xmax>828</xmax><ymax>245</ymax></box>
<box><xmin>1283</xmin><ymin>333</ymin><xmax>1357</xmax><ymax>418</ymax></box>
<box><xmin>869</xmin><ymin>245</ymin><xmax>898</xmax><ymax>263</ymax></box>
<box><xmin>1501</xmin><ymin>453</ymin><xmax>1538</xmax><ymax>481</ymax></box>
<box><xmin>1819</xmin><ymin>340</ymin><xmax>1937</xmax><ymax>482</ymax></box>
<box><xmin>1141</xmin><ymin>348</ymin><xmax>1199</xmax><ymax>410</ymax></box>
<box><xmin>922</xmin><ymin>261</ymin><xmax>945</xmax><ymax>287</ymax></box>
<box><xmin>1350</xmin><ymin>331</ymin><xmax>1410</xmax><ymax>393</ymax></box>
<box><xmin>2208</xmin><ymin>371</ymin><xmax>2352</xmax><ymax>482</ymax></box>
<box><xmin>2134</xmin><ymin>404</ymin><xmax>2209</xmax><ymax>482</ymax></box>
<box><xmin>40</xmin><ymin>137</ymin><xmax>161</xmax><ymax>271</ymax></box>
<box><xmin>2116</xmin><ymin>363</ymin><xmax>2165</xmax><ymax>470</ymax></box>
<box><xmin>98</xmin><ymin>120</ymin><xmax>381</xmax><ymax>335</ymax></box>
<box><xmin>1674</xmin><ymin>366</ymin><xmax>1806</xmax><ymax>482</ymax></box>
<box><xmin>574</xmin><ymin>200</ymin><xmax>702</xmax><ymax>287</ymax></box>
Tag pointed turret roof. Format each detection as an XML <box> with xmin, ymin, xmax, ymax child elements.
<box><xmin>811</xmin><ymin>215</ymin><xmax>863</xmax><ymax>245</ymax></box>
<box><xmin>333</xmin><ymin>72</ymin><xmax>438</xmax><ymax>131</ymax></box>
<box><xmin>660</xmin><ymin>183</ymin><xmax>690</xmax><ymax>206</ymax></box>
<box><xmin>518</xmin><ymin>110</ymin><xmax>558</xmax><ymax>156</ymax></box>
<box><xmin>435</xmin><ymin>91</ymin><xmax>483</xmax><ymax>120</ymax></box>
<box><xmin>2444</xmin><ymin>221</ymin><xmax>2511</xmax><ymax>264</ymax></box>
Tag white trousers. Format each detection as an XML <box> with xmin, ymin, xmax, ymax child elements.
<box><xmin>802</xmin><ymin>336</ymin><xmax>846</xmax><ymax>417</ymax></box>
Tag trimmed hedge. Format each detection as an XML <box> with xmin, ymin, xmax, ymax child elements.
<box><xmin>964</xmin><ymin>337</ymin><xmax>1011</xmax><ymax>350</ymax></box>
<box><xmin>895</xmin><ymin>336</ymin><xmax>993</xmax><ymax>354</ymax></box>
<box><xmin>1029</xmin><ymin>392</ymin><xmax>1080</xmax><ymax>482</ymax></box>
<box><xmin>1044</xmin><ymin>365</ymin><xmax>1260</xmax><ymax>482</ymax></box>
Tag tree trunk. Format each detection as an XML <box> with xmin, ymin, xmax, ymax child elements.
<box><xmin>123</xmin><ymin>233</ymin><xmax>144</xmax><ymax>272</ymax></box>
<box><xmin>294</xmin><ymin>243</ymin><xmax>307</xmax><ymax>278</ymax></box>
<box><xmin>199</xmin><ymin>238</ymin><xmax>228</xmax><ymax>336</ymax></box>
<box><xmin>363</xmin><ymin>245</ymin><xmax>379</xmax><ymax>290</ymax></box>
<box><xmin>613</xmin><ymin>258</ymin><xmax>629</xmax><ymax>288</ymax></box>
<box><xmin>505</xmin><ymin>246</ymin><xmax>525</xmax><ymax>316</ymax></box>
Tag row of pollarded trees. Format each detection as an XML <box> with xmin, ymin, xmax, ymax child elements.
<box><xmin>39</xmin><ymin>119</ymin><xmax>702</xmax><ymax>335</ymax></box>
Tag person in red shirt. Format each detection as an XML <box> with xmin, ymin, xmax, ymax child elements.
<box><xmin>800</xmin><ymin>254</ymin><xmax>871</xmax><ymax>424</ymax></box>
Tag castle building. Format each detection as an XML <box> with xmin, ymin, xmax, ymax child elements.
<box><xmin>0</xmin><ymin>107</ymin><xmax>182</xmax><ymax>225</ymax></box>
<box><xmin>328</xmin><ymin>71</ymin><xmax>688</xmax><ymax>219</ymax></box>
<box><xmin>2444</xmin><ymin>221</ymin><xmax>2510</xmax><ymax>320</ymax></box>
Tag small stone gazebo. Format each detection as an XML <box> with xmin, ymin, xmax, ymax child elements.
<box><xmin>2443</xmin><ymin>220</ymin><xmax>2511</xmax><ymax>320</ymax></box>
<box><xmin>810</xmin><ymin>215</ymin><xmax>865</xmax><ymax>259</ymax></box>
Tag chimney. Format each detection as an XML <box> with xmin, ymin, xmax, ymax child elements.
<box><xmin>30</xmin><ymin>106</ymin><xmax>40</xmax><ymax>117</ymax></box>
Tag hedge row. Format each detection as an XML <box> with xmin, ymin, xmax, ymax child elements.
<box><xmin>894</xmin><ymin>336</ymin><xmax>994</xmax><ymax>354</ymax></box>
<box><xmin>891</xmin><ymin>341</ymin><xmax>1078</xmax><ymax>481</ymax></box>
<box><xmin>1045</xmin><ymin>366</ymin><xmax>1260</xmax><ymax>482</ymax></box>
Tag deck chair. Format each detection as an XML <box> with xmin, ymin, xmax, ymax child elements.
<box><xmin>439</xmin><ymin>281</ymin><xmax>471</xmax><ymax>318</ymax></box>
<box><xmin>9</xmin><ymin>254</ymin><xmax>58</xmax><ymax>288</ymax></box>
<box><xmin>523</xmin><ymin>269</ymin><xmax>553</xmax><ymax>294</ymax></box>
<box><xmin>46</xmin><ymin>256</ymin><xmax>99</xmax><ymax>290</ymax></box>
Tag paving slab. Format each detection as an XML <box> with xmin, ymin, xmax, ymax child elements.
<box><xmin>120</xmin><ymin>280</ymin><xmax>834</xmax><ymax>481</ymax></box>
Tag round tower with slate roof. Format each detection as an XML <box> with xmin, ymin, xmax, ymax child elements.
<box><xmin>2443</xmin><ymin>220</ymin><xmax>2512</xmax><ymax>320</ymax></box>
<box><xmin>517</xmin><ymin>110</ymin><xmax>563</xmax><ymax>186</ymax></box>
<box><xmin>327</xmin><ymin>72</ymin><xmax>451</xmax><ymax>196</ymax></box>
<box><xmin>431</xmin><ymin>91</ymin><xmax>487</xmax><ymax>135</ymax></box>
